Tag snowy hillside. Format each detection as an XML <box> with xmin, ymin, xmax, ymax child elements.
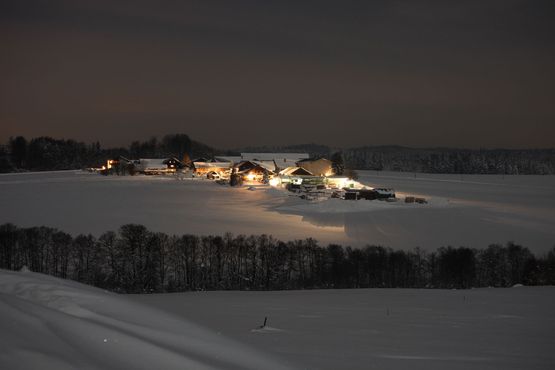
<box><xmin>0</xmin><ymin>269</ymin><xmax>293</xmax><ymax>370</ymax></box>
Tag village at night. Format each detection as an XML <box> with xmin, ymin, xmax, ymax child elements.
<box><xmin>1</xmin><ymin>1</ymin><xmax>555</xmax><ymax>370</ymax></box>
<box><xmin>94</xmin><ymin>152</ymin><xmax>400</xmax><ymax>202</ymax></box>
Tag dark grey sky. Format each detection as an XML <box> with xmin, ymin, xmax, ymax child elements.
<box><xmin>1</xmin><ymin>0</ymin><xmax>554</xmax><ymax>149</ymax></box>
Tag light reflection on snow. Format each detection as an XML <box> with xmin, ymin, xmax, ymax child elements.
<box><xmin>1</xmin><ymin>170</ymin><xmax>554</xmax><ymax>252</ymax></box>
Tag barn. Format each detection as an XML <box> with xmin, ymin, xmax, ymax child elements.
<box><xmin>234</xmin><ymin>160</ymin><xmax>277</xmax><ymax>182</ymax></box>
<box><xmin>295</xmin><ymin>157</ymin><xmax>333</xmax><ymax>176</ymax></box>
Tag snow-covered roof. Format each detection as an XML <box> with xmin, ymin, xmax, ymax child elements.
<box><xmin>138</xmin><ymin>159</ymin><xmax>168</xmax><ymax>169</ymax></box>
<box><xmin>240</xmin><ymin>153</ymin><xmax>309</xmax><ymax>161</ymax></box>
<box><xmin>193</xmin><ymin>162</ymin><xmax>232</xmax><ymax>169</ymax></box>
<box><xmin>279</xmin><ymin>166</ymin><xmax>313</xmax><ymax>176</ymax></box>
<box><xmin>234</xmin><ymin>160</ymin><xmax>277</xmax><ymax>174</ymax></box>
<box><xmin>251</xmin><ymin>160</ymin><xmax>277</xmax><ymax>172</ymax></box>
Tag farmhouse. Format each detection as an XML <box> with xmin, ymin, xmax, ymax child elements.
<box><xmin>193</xmin><ymin>161</ymin><xmax>233</xmax><ymax>179</ymax></box>
<box><xmin>296</xmin><ymin>157</ymin><xmax>333</xmax><ymax>176</ymax></box>
<box><xmin>240</xmin><ymin>153</ymin><xmax>309</xmax><ymax>170</ymax></box>
<box><xmin>234</xmin><ymin>160</ymin><xmax>277</xmax><ymax>182</ymax></box>
<box><xmin>100</xmin><ymin>156</ymin><xmax>136</xmax><ymax>175</ymax></box>
<box><xmin>137</xmin><ymin>158</ymin><xmax>183</xmax><ymax>174</ymax></box>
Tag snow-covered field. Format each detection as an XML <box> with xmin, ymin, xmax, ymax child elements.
<box><xmin>2</xmin><ymin>269</ymin><xmax>554</xmax><ymax>370</ymax></box>
<box><xmin>1</xmin><ymin>170</ymin><xmax>554</xmax><ymax>252</ymax></box>
<box><xmin>133</xmin><ymin>286</ymin><xmax>555</xmax><ymax>370</ymax></box>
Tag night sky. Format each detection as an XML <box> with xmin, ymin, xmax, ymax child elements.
<box><xmin>1</xmin><ymin>0</ymin><xmax>554</xmax><ymax>149</ymax></box>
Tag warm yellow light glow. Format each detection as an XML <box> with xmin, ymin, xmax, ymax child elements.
<box><xmin>247</xmin><ymin>173</ymin><xmax>256</xmax><ymax>181</ymax></box>
<box><xmin>269</xmin><ymin>177</ymin><xmax>280</xmax><ymax>186</ymax></box>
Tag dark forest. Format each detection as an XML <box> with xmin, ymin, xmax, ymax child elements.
<box><xmin>2</xmin><ymin>223</ymin><xmax>554</xmax><ymax>293</ymax></box>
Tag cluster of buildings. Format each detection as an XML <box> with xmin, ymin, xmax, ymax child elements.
<box><xmin>99</xmin><ymin>153</ymin><xmax>355</xmax><ymax>187</ymax></box>
<box><xmin>195</xmin><ymin>153</ymin><xmax>338</xmax><ymax>185</ymax></box>
<box><xmin>97</xmin><ymin>152</ymin><xmax>397</xmax><ymax>200</ymax></box>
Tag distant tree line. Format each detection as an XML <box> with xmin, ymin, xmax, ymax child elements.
<box><xmin>237</xmin><ymin>144</ymin><xmax>555</xmax><ymax>175</ymax></box>
<box><xmin>2</xmin><ymin>136</ymin><xmax>554</xmax><ymax>174</ymax></box>
<box><xmin>0</xmin><ymin>134</ymin><xmax>218</xmax><ymax>173</ymax></box>
<box><xmin>342</xmin><ymin>146</ymin><xmax>555</xmax><ymax>175</ymax></box>
<box><xmin>1</xmin><ymin>223</ymin><xmax>554</xmax><ymax>293</ymax></box>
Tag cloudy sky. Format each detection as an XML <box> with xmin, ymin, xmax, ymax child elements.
<box><xmin>1</xmin><ymin>0</ymin><xmax>554</xmax><ymax>149</ymax></box>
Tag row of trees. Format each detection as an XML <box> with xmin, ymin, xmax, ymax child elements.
<box><xmin>1</xmin><ymin>223</ymin><xmax>553</xmax><ymax>293</ymax></box>
<box><xmin>343</xmin><ymin>146</ymin><xmax>555</xmax><ymax>175</ymax></box>
<box><xmin>0</xmin><ymin>134</ymin><xmax>218</xmax><ymax>173</ymax></box>
<box><xmin>236</xmin><ymin>144</ymin><xmax>555</xmax><ymax>175</ymax></box>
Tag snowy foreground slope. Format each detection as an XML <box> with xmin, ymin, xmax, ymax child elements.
<box><xmin>0</xmin><ymin>269</ymin><xmax>293</xmax><ymax>370</ymax></box>
<box><xmin>1</xmin><ymin>269</ymin><xmax>554</xmax><ymax>370</ymax></box>
<box><xmin>132</xmin><ymin>287</ymin><xmax>555</xmax><ymax>370</ymax></box>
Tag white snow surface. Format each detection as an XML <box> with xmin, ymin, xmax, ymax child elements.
<box><xmin>132</xmin><ymin>286</ymin><xmax>555</xmax><ymax>370</ymax></box>
<box><xmin>1</xmin><ymin>170</ymin><xmax>554</xmax><ymax>251</ymax></box>
<box><xmin>0</xmin><ymin>269</ymin><xmax>294</xmax><ymax>370</ymax></box>
<box><xmin>1</xmin><ymin>269</ymin><xmax>554</xmax><ymax>370</ymax></box>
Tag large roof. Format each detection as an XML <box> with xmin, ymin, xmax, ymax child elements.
<box><xmin>235</xmin><ymin>160</ymin><xmax>277</xmax><ymax>173</ymax></box>
<box><xmin>138</xmin><ymin>158</ymin><xmax>168</xmax><ymax>169</ymax></box>
<box><xmin>193</xmin><ymin>162</ymin><xmax>232</xmax><ymax>169</ymax></box>
<box><xmin>279</xmin><ymin>166</ymin><xmax>313</xmax><ymax>176</ymax></box>
<box><xmin>252</xmin><ymin>160</ymin><xmax>277</xmax><ymax>172</ymax></box>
